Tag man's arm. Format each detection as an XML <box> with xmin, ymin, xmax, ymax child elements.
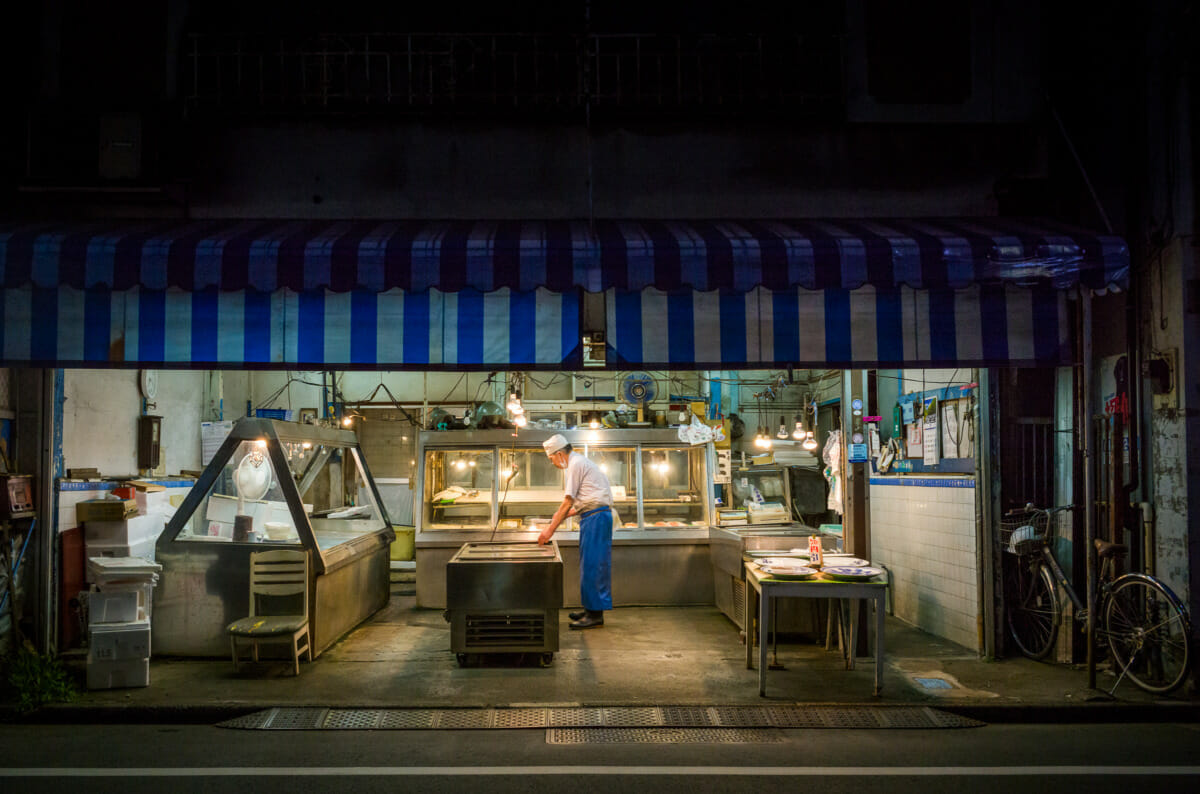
<box><xmin>538</xmin><ymin>495</ymin><xmax>574</xmax><ymax>545</ymax></box>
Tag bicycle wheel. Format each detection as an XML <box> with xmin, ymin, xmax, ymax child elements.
<box><xmin>1103</xmin><ymin>575</ymin><xmax>1192</xmax><ymax>694</ymax></box>
<box><xmin>1005</xmin><ymin>560</ymin><xmax>1060</xmax><ymax>659</ymax></box>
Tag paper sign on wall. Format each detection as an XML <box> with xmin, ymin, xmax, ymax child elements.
<box><xmin>905</xmin><ymin>424</ymin><xmax>922</xmax><ymax>458</ymax></box>
<box><xmin>922</xmin><ymin>397</ymin><xmax>941</xmax><ymax>465</ymax></box>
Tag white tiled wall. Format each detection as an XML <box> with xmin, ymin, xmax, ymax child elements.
<box><xmin>869</xmin><ymin>477</ymin><xmax>979</xmax><ymax>651</ymax></box>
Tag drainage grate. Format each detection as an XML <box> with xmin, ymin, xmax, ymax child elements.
<box><xmin>603</xmin><ymin>707</ymin><xmax>662</xmax><ymax>726</ymax></box>
<box><xmin>547</xmin><ymin>727</ymin><xmax>784</xmax><ymax>744</ymax></box>
<box><xmin>659</xmin><ymin>706</ymin><xmax>715</xmax><ymax>727</ymax></box>
<box><xmin>217</xmin><ymin>705</ymin><xmax>984</xmax><ymax>731</ymax></box>
<box><xmin>493</xmin><ymin>709</ymin><xmax>549</xmax><ymax>729</ymax></box>
<box><xmin>323</xmin><ymin>710</ymin><xmax>382</xmax><ymax>730</ymax></box>
<box><xmin>549</xmin><ymin>707</ymin><xmax>604</xmax><ymax>727</ymax></box>
<box><xmin>712</xmin><ymin>706</ymin><xmax>773</xmax><ymax>727</ymax></box>
<box><xmin>378</xmin><ymin>710</ymin><xmax>436</xmax><ymax>729</ymax></box>
<box><xmin>434</xmin><ymin>709</ymin><xmax>494</xmax><ymax>729</ymax></box>
<box><xmin>264</xmin><ymin>708</ymin><xmax>329</xmax><ymax>730</ymax></box>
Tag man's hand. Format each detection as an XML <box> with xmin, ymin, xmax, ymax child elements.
<box><xmin>537</xmin><ymin>528</ymin><xmax>554</xmax><ymax>546</ymax></box>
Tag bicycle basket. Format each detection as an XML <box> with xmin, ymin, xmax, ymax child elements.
<box><xmin>999</xmin><ymin>510</ymin><xmax>1050</xmax><ymax>555</ymax></box>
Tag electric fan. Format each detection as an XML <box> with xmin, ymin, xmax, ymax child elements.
<box><xmin>620</xmin><ymin>372</ymin><xmax>659</xmax><ymax>425</ymax></box>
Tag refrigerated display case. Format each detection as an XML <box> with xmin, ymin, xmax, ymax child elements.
<box><xmin>415</xmin><ymin>428</ymin><xmax>715</xmax><ymax>607</ymax></box>
<box><xmin>153</xmin><ymin>418</ymin><xmax>394</xmax><ymax>657</ymax></box>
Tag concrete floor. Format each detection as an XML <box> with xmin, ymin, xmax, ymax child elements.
<box><xmin>56</xmin><ymin>591</ymin><xmax>1197</xmax><ymax>715</ymax></box>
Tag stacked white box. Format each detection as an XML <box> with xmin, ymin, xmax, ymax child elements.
<box><xmin>85</xmin><ymin>556</ymin><xmax>161</xmax><ymax>689</ymax></box>
<box><xmin>84</xmin><ymin>514</ymin><xmax>165</xmax><ymax>546</ymax></box>
<box><xmin>86</xmin><ymin>657</ymin><xmax>150</xmax><ymax>689</ymax></box>
<box><xmin>89</xmin><ymin>621</ymin><xmax>151</xmax><ymax>661</ymax></box>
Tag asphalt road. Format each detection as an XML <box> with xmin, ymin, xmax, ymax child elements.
<box><xmin>2</xmin><ymin>721</ymin><xmax>1199</xmax><ymax>792</ymax></box>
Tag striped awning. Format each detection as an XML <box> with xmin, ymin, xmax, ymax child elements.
<box><xmin>0</xmin><ymin>217</ymin><xmax>1128</xmax><ymax>293</ymax></box>
<box><xmin>0</xmin><ymin>217</ymin><xmax>1126</xmax><ymax>369</ymax></box>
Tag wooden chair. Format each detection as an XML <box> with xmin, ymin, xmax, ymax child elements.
<box><xmin>227</xmin><ymin>549</ymin><xmax>311</xmax><ymax>675</ymax></box>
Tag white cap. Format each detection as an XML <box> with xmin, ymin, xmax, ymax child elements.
<box><xmin>542</xmin><ymin>434</ymin><xmax>569</xmax><ymax>454</ymax></box>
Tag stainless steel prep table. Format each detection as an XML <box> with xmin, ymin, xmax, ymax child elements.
<box><xmin>743</xmin><ymin>562</ymin><xmax>888</xmax><ymax>696</ymax></box>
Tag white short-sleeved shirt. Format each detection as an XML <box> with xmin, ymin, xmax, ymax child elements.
<box><xmin>563</xmin><ymin>451</ymin><xmax>613</xmax><ymax>514</ymax></box>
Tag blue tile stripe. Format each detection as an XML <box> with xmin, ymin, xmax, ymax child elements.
<box><xmin>0</xmin><ymin>217</ymin><xmax>1129</xmax><ymax>293</ymax></box>
<box><xmin>870</xmin><ymin>477</ymin><xmax>976</xmax><ymax>488</ymax></box>
<box><xmin>58</xmin><ymin>479</ymin><xmax>195</xmax><ymax>491</ymax></box>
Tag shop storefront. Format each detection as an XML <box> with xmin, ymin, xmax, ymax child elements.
<box><xmin>0</xmin><ymin>216</ymin><xmax>1129</xmax><ymax>656</ymax></box>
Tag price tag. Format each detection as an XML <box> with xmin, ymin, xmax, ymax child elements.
<box><xmin>848</xmin><ymin>443</ymin><xmax>869</xmax><ymax>463</ymax></box>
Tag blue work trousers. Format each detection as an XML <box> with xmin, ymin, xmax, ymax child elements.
<box><xmin>578</xmin><ymin>507</ymin><xmax>613</xmax><ymax>611</ymax></box>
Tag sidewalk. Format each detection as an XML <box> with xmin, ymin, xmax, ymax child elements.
<box><xmin>14</xmin><ymin>595</ymin><xmax>1200</xmax><ymax>723</ymax></box>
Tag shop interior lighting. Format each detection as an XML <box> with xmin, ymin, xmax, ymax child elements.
<box><xmin>506</xmin><ymin>392</ymin><xmax>524</xmax><ymax>415</ymax></box>
<box><xmin>512</xmin><ymin>414</ymin><xmax>527</xmax><ymax>427</ymax></box>
<box><xmin>589</xmin><ymin>417</ymin><xmax>600</xmax><ymax>429</ymax></box>
<box><xmin>776</xmin><ymin>416</ymin><xmax>789</xmax><ymax>439</ymax></box>
<box><xmin>792</xmin><ymin>415</ymin><xmax>805</xmax><ymax>440</ymax></box>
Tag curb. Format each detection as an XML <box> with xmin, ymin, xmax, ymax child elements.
<box><xmin>5</xmin><ymin>700</ymin><xmax>1199</xmax><ymax>726</ymax></box>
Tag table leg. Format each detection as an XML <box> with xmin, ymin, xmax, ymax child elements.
<box><xmin>759</xmin><ymin>590</ymin><xmax>771</xmax><ymax>696</ymax></box>
<box><xmin>847</xmin><ymin>598</ymin><xmax>858</xmax><ymax>671</ymax></box>
<box><xmin>874</xmin><ymin>591</ymin><xmax>885</xmax><ymax>696</ymax></box>
<box><xmin>744</xmin><ymin>579</ymin><xmax>755</xmax><ymax>670</ymax></box>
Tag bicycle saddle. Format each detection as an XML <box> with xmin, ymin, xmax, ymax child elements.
<box><xmin>1094</xmin><ymin>538</ymin><xmax>1128</xmax><ymax>558</ymax></box>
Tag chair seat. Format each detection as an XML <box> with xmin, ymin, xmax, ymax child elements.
<box><xmin>227</xmin><ymin>615</ymin><xmax>308</xmax><ymax>636</ymax></box>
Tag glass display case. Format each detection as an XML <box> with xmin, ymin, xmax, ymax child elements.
<box><xmin>417</xmin><ymin>429</ymin><xmax>710</xmax><ymax>535</ymax></box>
<box><xmin>154</xmin><ymin>419</ymin><xmax>394</xmax><ymax>657</ymax></box>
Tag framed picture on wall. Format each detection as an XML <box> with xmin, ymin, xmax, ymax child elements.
<box><xmin>299</xmin><ymin>408</ymin><xmax>318</xmax><ymax>424</ymax></box>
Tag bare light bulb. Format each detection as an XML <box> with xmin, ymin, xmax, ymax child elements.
<box><xmin>513</xmin><ymin>414</ymin><xmax>527</xmax><ymax>427</ymax></box>
<box><xmin>803</xmin><ymin>435</ymin><xmax>818</xmax><ymax>451</ymax></box>
<box><xmin>589</xmin><ymin>418</ymin><xmax>600</xmax><ymax>429</ymax></box>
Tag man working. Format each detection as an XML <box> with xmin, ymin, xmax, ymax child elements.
<box><xmin>537</xmin><ymin>434</ymin><xmax>613</xmax><ymax>629</ymax></box>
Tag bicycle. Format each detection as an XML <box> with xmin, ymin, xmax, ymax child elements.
<box><xmin>1001</xmin><ymin>504</ymin><xmax>1193</xmax><ymax>694</ymax></box>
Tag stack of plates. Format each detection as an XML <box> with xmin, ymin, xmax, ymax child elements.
<box><xmin>821</xmin><ymin>565</ymin><xmax>885</xmax><ymax>581</ymax></box>
<box><xmin>822</xmin><ymin>553</ymin><xmax>871</xmax><ymax>567</ymax></box>
<box><xmin>755</xmin><ymin>559</ymin><xmax>818</xmax><ymax>580</ymax></box>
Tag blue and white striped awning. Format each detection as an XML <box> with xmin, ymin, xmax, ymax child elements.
<box><xmin>0</xmin><ymin>287</ymin><xmax>579</xmax><ymax>368</ymax></box>
<box><xmin>0</xmin><ymin>217</ymin><xmax>1126</xmax><ymax>368</ymax></box>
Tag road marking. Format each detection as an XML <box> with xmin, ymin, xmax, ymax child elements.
<box><xmin>2</xmin><ymin>766</ymin><xmax>1198</xmax><ymax>777</ymax></box>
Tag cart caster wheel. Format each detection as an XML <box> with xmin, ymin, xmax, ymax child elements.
<box><xmin>456</xmin><ymin>653</ymin><xmax>469</xmax><ymax>667</ymax></box>
<box><xmin>540</xmin><ymin>653</ymin><xmax>554</xmax><ymax>668</ymax></box>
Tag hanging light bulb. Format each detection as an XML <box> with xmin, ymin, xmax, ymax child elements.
<box><xmin>454</xmin><ymin>458</ymin><xmax>467</xmax><ymax>470</ymax></box>
<box><xmin>589</xmin><ymin>417</ymin><xmax>600</xmax><ymax>429</ymax></box>
<box><xmin>792</xmin><ymin>415</ymin><xmax>805</xmax><ymax>440</ymax></box>
<box><xmin>506</xmin><ymin>392</ymin><xmax>524</xmax><ymax>415</ymax></box>
<box><xmin>803</xmin><ymin>433</ymin><xmax>818</xmax><ymax>451</ymax></box>
<box><xmin>776</xmin><ymin>415</ymin><xmax>788</xmax><ymax>440</ymax></box>
<box><xmin>513</xmin><ymin>414</ymin><xmax>527</xmax><ymax>427</ymax></box>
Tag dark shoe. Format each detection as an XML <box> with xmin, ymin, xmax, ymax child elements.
<box><xmin>568</xmin><ymin>610</ymin><xmax>587</xmax><ymax>621</ymax></box>
<box><xmin>569</xmin><ymin>612</ymin><xmax>604</xmax><ymax>630</ymax></box>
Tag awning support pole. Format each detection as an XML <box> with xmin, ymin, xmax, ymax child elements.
<box><xmin>1082</xmin><ymin>287</ymin><xmax>1097</xmax><ymax>690</ymax></box>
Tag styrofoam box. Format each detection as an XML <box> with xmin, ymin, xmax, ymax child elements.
<box><xmin>87</xmin><ymin>587</ymin><xmax>147</xmax><ymax>624</ymax></box>
<box><xmin>86</xmin><ymin>656</ymin><xmax>150</xmax><ymax>690</ymax></box>
<box><xmin>135</xmin><ymin>489</ymin><xmax>171</xmax><ymax>516</ymax></box>
<box><xmin>85</xmin><ymin>536</ymin><xmax>157</xmax><ymax>579</ymax></box>
<box><xmin>87</xmin><ymin>555</ymin><xmax>162</xmax><ymax>584</ymax></box>
<box><xmin>84</xmin><ymin>514</ymin><xmax>165</xmax><ymax>546</ymax></box>
<box><xmin>88</xmin><ymin>620</ymin><xmax>151</xmax><ymax>662</ymax></box>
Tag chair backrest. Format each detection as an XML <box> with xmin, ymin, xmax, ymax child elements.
<box><xmin>248</xmin><ymin>549</ymin><xmax>309</xmax><ymax>619</ymax></box>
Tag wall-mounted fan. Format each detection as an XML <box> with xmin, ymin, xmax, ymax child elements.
<box><xmin>620</xmin><ymin>371</ymin><xmax>659</xmax><ymax>424</ymax></box>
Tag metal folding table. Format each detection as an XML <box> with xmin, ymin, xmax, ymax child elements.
<box><xmin>743</xmin><ymin>562</ymin><xmax>888</xmax><ymax>696</ymax></box>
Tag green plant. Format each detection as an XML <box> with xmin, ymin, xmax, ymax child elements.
<box><xmin>4</xmin><ymin>641</ymin><xmax>78</xmax><ymax>714</ymax></box>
